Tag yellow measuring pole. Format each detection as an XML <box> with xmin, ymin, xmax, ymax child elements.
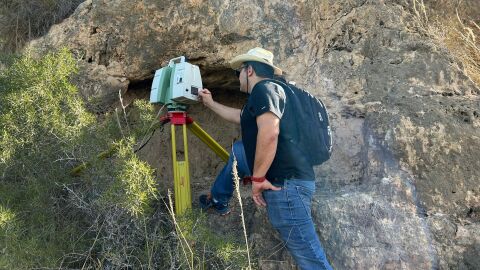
<box><xmin>171</xmin><ymin>124</ymin><xmax>191</xmax><ymax>215</ymax></box>
<box><xmin>188</xmin><ymin>122</ymin><xmax>229</xmax><ymax>162</ymax></box>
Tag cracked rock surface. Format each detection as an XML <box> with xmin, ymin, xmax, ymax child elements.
<box><xmin>29</xmin><ymin>0</ymin><xmax>480</xmax><ymax>269</ymax></box>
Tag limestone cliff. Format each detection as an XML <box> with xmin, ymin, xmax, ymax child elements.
<box><xmin>28</xmin><ymin>0</ymin><xmax>479</xmax><ymax>269</ymax></box>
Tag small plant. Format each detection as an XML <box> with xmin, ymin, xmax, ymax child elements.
<box><xmin>171</xmin><ymin>205</ymin><xmax>252</xmax><ymax>269</ymax></box>
<box><xmin>0</xmin><ymin>206</ymin><xmax>15</xmax><ymax>229</ymax></box>
<box><xmin>101</xmin><ymin>137</ymin><xmax>158</xmax><ymax>217</ymax></box>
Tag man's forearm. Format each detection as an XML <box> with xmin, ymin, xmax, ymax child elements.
<box><xmin>253</xmin><ymin>130</ymin><xmax>278</xmax><ymax>177</ymax></box>
<box><xmin>206</xmin><ymin>101</ymin><xmax>241</xmax><ymax>124</ymax></box>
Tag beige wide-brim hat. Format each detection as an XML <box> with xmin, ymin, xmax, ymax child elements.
<box><xmin>229</xmin><ymin>47</ymin><xmax>283</xmax><ymax>75</ymax></box>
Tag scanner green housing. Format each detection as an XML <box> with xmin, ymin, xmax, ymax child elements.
<box><xmin>150</xmin><ymin>56</ymin><xmax>202</xmax><ymax>111</ymax></box>
<box><xmin>150</xmin><ymin>65</ymin><xmax>173</xmax><ymax>104</ymax></box>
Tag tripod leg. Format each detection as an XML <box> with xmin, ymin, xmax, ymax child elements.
<box><xmin>171</xmin><ymin>124</ymin><xmax>191</xmax><ymax>215</ymax></box>
<box><xmin>188</xmin><ymin>121</ymin><xmax>229</xmax><ymax>162</ymax></box>
<box><xmin>181</xmin><ymin>123</ymin><xmax>192</xmax><ymax>213</ymax></box>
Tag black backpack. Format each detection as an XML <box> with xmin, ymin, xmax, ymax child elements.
<box><xmin>266</xmin><ymin>79</ymin><xmax>333</xmax><ymax>165</ymax></box>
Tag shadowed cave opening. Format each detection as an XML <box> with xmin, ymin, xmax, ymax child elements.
<box><xmin>124</xmin><ymin>66</ymin><xmax>246</xmax><ymax>107</ymax></box>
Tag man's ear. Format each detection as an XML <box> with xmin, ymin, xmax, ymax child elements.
<box><xmin>246</xmin><ymin>65</ymin><xmax>254</xmax><ymax>77</ymax></box>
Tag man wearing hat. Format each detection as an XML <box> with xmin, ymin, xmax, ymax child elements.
<box><xmin>198</xmin><ymin>47</ymin><xmax>333</xmax><ymax>270</ymax></box>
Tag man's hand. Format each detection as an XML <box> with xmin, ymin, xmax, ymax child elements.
<box><xmin>198</xmin><ymin>88</ymin><xmax>241</xmax><ymax>124</ymax></box>
<box><xmin>252</xmin><ymin>179</ymin><xmax>281</xmax><ymax>207</ymax></box>
<box><xmin>198</xmin><ymin>88</ymin><xmax>214</xmax><ymax>107</ymax></box>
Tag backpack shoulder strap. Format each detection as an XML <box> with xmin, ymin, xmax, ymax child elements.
<box><xmin>262</xmin><ymin>78</ymin><xmax>291</xmax><ymax>90</ymax></box>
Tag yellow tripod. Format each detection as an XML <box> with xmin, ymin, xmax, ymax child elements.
<box><xmin>163</xmin><ymin>111</ymin><xmax>229</xmax><ymax>215</ymax></box>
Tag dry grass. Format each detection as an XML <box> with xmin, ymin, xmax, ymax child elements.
<box><xmin>232</xmin><ymin>153</ymin><xmax>253</xmax><ymax>269</ymax></box>
<box><xmin>0</xmin><ymin>0</ymin><xmax>84</xmax><ymax>53</ymax></box>
<box><xmin>412</xmin><ymin>0</ymin><xmax>480</xmax><ymax>86</ymax></box>
<box><xmin>167</xmin><ymin>190</ymin><xmax>194</xmax><ymax>270</ymax></box>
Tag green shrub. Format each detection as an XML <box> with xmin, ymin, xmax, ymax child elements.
<box><xmin>0</xmin><ymin>49</ymin><xmax>252</xmax><ymax>269</ymax></box>
<box><xmin>0</xmin><ymin>48</ymin><xmax>94</xmax><ymax>268</ymax></box>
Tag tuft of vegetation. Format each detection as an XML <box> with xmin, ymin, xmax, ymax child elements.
<box><xmin>173</xmin><ymin>209</ymin><xmax>252</xmax><ymax>269</ymax></box>
<box><xmin>0</xmin><ymin>0</ymin><xmax>85</xmax><ymax>53</ymax></box>
<box><xmin>100</xmin><ymin>137</ymin><xmax>158</xmax><ymax>217</ymax></box>
<box><xmin>411</xmin><ymin>0</ymin><xmax>480</xmax><ymax>86</ymax></box>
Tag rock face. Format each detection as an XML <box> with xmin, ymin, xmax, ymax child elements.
<box><xmin>29</xmin><ymin>0</ymin><xmax>480</xmax><ymax>269</ymax></box>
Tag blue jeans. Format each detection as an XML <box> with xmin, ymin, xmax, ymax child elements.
<box><xmin>263</xmin><ymin>180</ymin><xmax>333</xmax><ymax>270</ymax></box>
<box><xmin>210</xmin><ymin>141</ymin><xmax>332</xmax><ymax>270</ymax></box>
<box><xmin>210</xmin><ymin>141</ymin><xmax>251</xmax><ymax>204</ymax></box>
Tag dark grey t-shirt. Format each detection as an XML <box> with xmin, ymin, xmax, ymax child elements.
<box><xmin>240</xmin><ymin>80</ymin><xmax>315</xmax><ymax>182</ymax></box>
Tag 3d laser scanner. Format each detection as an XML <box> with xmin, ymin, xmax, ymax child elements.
<box><xmin>150</xmin><ymin>56</ymin><xmax>202</xmax><ymax>111</ymax></box>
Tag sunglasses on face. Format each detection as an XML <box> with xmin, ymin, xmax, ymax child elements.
<box><xmin>234</xmin><ymin>65</ymin><xmax>247</xmax><ymax>78</ymax></box>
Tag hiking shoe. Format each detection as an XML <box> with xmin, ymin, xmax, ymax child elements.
<box><xmin>199</xmin><ymin>194</ymin><xmax>231</xmax><ymax>216</ymax></box>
